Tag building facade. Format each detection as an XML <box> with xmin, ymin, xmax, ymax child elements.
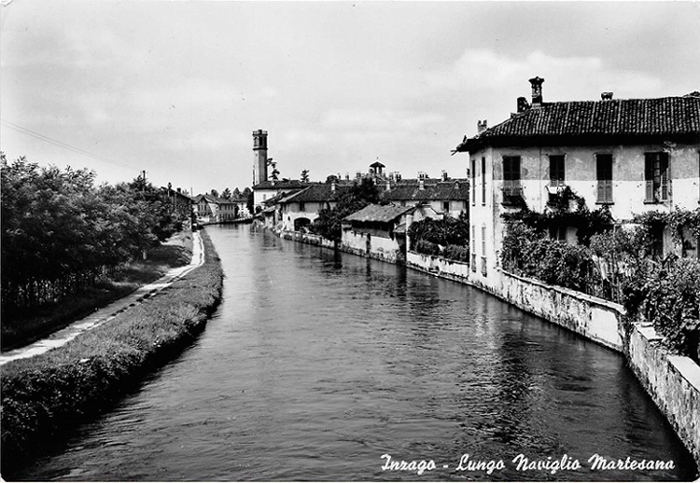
<box><xmin>454</xmin><ymin>78</ymin><xmax>700</xmax><ymax>290</ymax></box>
<box><xmin>278</xmin><ymin>182</ymin><xmax>351</xmax><ymax>232</ymax></box>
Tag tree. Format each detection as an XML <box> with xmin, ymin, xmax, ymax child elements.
<box><xmin>325</xmin><ymin>174</ymin><xmax>339</xmax><ymax>184</ymax></box>
<box><xmin>233</xmin><ymin>187</ymin><xmax>241</xmax><ymax>199</ymax></box>
<box><xmin>301</xmin><ymin>169</ymin><xmax>310</xmax><ymax>183</ymax></box>
<box><xmin>311</xmin><ymin>178</ymin><xmax>379</xmax><ymax>242</ymax></box>
<box><xmin>221</xmin><ymin>188</ymin><xmax>232</xmax><ymax>200</ymax></box>
<box><xmin>1</xmin><ymin>157</ymin><xmax>187</xmax><ymax>309</ymax></box>
<box><xmin>243</xmin><ymin>187</ymin><xmax>254</xmax><ymax>215</ymax></box>
<box><xmin>267</xmin><ymin>158</ymin><xmax>279</xmax><ymax>181</ymax></box>
<box><xmin>210</xmin><ymin>189</ymin><xmax>219</xmax><ymax>198</ymax></box>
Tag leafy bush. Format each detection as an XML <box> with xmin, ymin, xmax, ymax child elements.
<box><xmin>0</xmin><ymin>231</ymin><xmax>224</xmax><ymax>475</ymax></box>
<box><xmin>1</xmin><ymin>155</ymin><xmax>188</xmax><ymax>310</ymax></box>
<box><xmin>640</xmin><ymin>258</ymin><xmax>700</xmax><ymax>359</ymax></box>
<box><xmin>415</xmin><ymin>239</ymin><xmax>440</xmax><ymax>256</ymax></box>
<box><xmin>408</xmin><ymin>215</ymin><xmax>469</xmax><ymax>251</ymax></box>
<box><xmin>442</xmin><ymin>244</ymin><xmax>470</xmax><ymax>262</ymax></box>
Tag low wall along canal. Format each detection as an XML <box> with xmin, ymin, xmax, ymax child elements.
<box><xmin>17</xmin><ymin>225</ymin><xmax>699</xmax><ymax>480</ymax></box>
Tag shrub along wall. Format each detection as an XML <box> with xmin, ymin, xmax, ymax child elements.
<box><xmin>0</xmin><ymin>230</ymin><xmax>224</xmax><ymax>477</ymax></box>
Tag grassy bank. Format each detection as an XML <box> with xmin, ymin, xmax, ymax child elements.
<box><xmin>0</xmin><ymin>229</ymin><xmax>223</xmax><ymax>477</ymax></box>
<box><xmin>1</xmin><ymin>232</ymin><xmax>195</xmax><ymax>352</ymax></box>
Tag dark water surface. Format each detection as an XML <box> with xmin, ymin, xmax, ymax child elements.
<box><xmin>19</xmin><ymin>225</ymin><xmax>697</xmax><ymax>481</ymax></box>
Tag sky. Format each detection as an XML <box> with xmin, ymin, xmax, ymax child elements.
<box><xmin>1</xmin><ymin>1</ymin><xmax>699</xmax><ymax>195</ymax></box>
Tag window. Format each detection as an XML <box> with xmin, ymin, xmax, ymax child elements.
<box><xmin>596</xmin><ymin>154</ymin><xmax>613</xmax><ymax>203</ymax></box>
<box><xmin>644</xmin><ymin>152</ymin><xmax>669</xmax><ymax>202</ymax></box>
<box><xmin>481</xmin><ymin>225</ymin><xmax>487</xmax><ymax>277</ymax></box>
<box><xmin>481</xmin><ymin>157</ymin><xmax>487</xmax><ymax>205</ymax></box>
<box><xmin>549</xmin><ymin>155</ymin><xmax>565</xmax><ymax>187</ymax></box>
<box><xmin>502</xmin><ymin>156</ymin><xmax>522</xmax><ymax>204</ymax></box>
<box><xmin>471</xmin><ymin>225</ymin><xmax>477</xmax><ymax>272</ymax></box>
<box><xmin>549</xmin><ymin>225</ymin><xmax>567</xmax><ymax>241</ymax></box>
<box><xmin>471</xmin><ymin>159</ymin><xmax>476</xmax><ymax>205</ymax></box>
<box><xmin>299</xmin><ymin>202</ymin><xmax>306</xmax><ymax>212</ymax></box>
<box><xmin>443</xmin><ymin>201</ymin><xmax>450</xmax><ymax>213</ymax></box>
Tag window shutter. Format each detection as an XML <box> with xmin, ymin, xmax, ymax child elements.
<box><xmin>645</xmin><ymin>179</ymin><xmax>655</xmax><ymax>202</ymax></box>
<box><xmin>660</xmin><ymin>154</ymin><xmax>669</xmax><ymax>201</ymax></box>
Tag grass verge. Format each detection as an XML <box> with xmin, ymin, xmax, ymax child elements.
<box><xmin>0</xmin><ymin>229</ymin><xmax>223</xmax><ymax>477</ymax></box>
<box><xmin>1</xmin><ymin>232</ymin><xmax>194</xmax><ymax>352</ymax></box>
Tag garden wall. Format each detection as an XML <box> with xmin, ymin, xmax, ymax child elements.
<box><xmin>276</xmin><ymin>235</ymin><xmax>700</xmax><ymax>465</ymax></box>
<box><xmin>407</xmin><ymin>248</ymin><xmax>699</xmax><ymax>464</ymax></box>
<box><xmin>498</xmin><ymin>270</ymin><xmax>625</xmax><ymax>352</ymax></box>
<box><xmin>406</xmin><ymin>251</ymin><xmax>472</xmax><ymax>283</ymax></box>
<box><xmin>278</xmin><ymin>229</ymin><xmax>335</xmax><ymax>249</ymax></box>
<box><xmin>627</xmin><ymin>323</ymin><xmax>700</xmax><ymax>464</ymax></box>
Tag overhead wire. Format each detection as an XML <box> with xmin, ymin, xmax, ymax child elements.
<box><xmin>0</xmin><ymin>119</ymin><xmax>138</xmax><ymax>170</ymax></box>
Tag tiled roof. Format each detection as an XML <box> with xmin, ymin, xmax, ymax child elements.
<box><xmin>380</xmin><ymin>180</ymin><xmax>469</xmax><ymax>202</ymax></box>
<box><xmin>253</xmin><ymin>180</ymin><xmax>308</xmax><ymax>190</ymax></box>
<box><xmin>281</xmin><ymin>183</ymin><xmax>352</xmax><ymax>204</ymax></box>
<box><xmin>194</xmin><ymin>194</ymin><xmax>234</xmax><ymax>204</ymax></box>
<box><xmin>456</xmin><ymin>95</ymin><xmax>700</xmax><ymax>152</ymax></box>
<box><xmin>344</xmin><ymin>204</ymin><xmax>413</xmax><ymax>223</ymax></box>
<box><xmin>262</xmin><ymin>191</ymin><xmax>294</xmax><ymax>206</ymax></box>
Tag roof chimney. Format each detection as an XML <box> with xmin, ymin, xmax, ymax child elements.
<box><xmin>386</xmin><ymin>180</ymin><xmax>391</xmax><ymax>191</ymax></box>
<box><xmin>419</xmin><ymin>179</ymin><xmax>425</xmax><ymax>190</ymax></box>
<box><xmin>517</xmin><ymin>96</ymin><xmax>530</xmax><ymax>113</ymax></box>
<box><xmin>529</xmin><ymin>76</ymin><xmax>544</xmax><ymax>106</ymax></box>
<box><xmin>442</xmin><ymin>170</ymin><xmax>448</xmax><ymax>181</ymax></box>
<box><xmin>601</xmin><ymin>91</ymin><xmax>613</xmax><ymax>100</ymax></box>
<box><xmin>477</xmin><ymin>120</ymin><xmax>488</xmax><ymax>133</ymax></box>
<box><xmin>331</xmin><ymin>180</ymin><xmax>336</xmax><ymax>192</ymax></box>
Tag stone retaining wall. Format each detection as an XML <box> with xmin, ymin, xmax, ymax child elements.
<box><xmin>272</xmin><ymin>232</ymin><xmax>700</xmax><ymax>465</ymax></box>
<box><xmin>627</xmin><ymin>323</ymin><xmax>700</xmax><ymax>464</ymax></box>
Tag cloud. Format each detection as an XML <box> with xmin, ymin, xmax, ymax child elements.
<box><xmin>427</xmin><ymin>49</ymin><xmax>663</xmax><ymax>101</ymax></box>
<box><xmin>322</xmin><ymin>108</ymin><xmax>445</xmax><ymax>133</ymax></box>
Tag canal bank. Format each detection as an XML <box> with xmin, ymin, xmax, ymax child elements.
<box><xmin>265</xmin><ymin>224</ymin><xmax>700</xmax><ymax>468</ymax></box>
<box><xmin>0</xmin><ymin>229</ymin><xmax>224</xmax><ymax>477</ymax></box>
<box><xmin>15</xmin><ymin>224</ymin><xmax>697</xmax><ymax>481</ymax></box>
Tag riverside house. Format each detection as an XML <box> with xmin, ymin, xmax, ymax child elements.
<box><xmin>277</xmin><ymin>182</ymin><xmax>352</xmax><ymax>232</ymax></box>
<box><xmin>341</xmin><ymin>203</ymin><xmax>441</xmax><ymax>263</ymax></box>
<box><xmin>253</xmin><ymin>179</ymin><xmax>307</xmax><ymax>213</ymax></box>
<box><xmin>193</xmin><ymin>194</ymin><xmax>239</xmax><ymax>224</ymax></box>
<box><xmin>379</xmin><ymin>175</ymin><xmax>469</xmax><ymax>218</ymax></box>
<box><xmin>453</xmin><ymin>77</ymin><xmax>700</xmax><ymax>291</ymax></box>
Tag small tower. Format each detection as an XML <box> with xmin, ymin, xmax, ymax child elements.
<box><xmin>253</xmin><ymin>129</ymin><xmax>268</xmax><ymax>186</ymax></box>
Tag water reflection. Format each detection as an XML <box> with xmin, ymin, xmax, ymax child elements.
<box><xmin>17</xmin><ymin>225</ymin><xmax>698</xmax><ymax>481</ymax></box>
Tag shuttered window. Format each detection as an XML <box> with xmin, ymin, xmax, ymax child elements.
<box><xmin>549</xmin><ymin>155</ymin><xmax>565</xmax><ymax>187</ymax></box>
<box><xmin>644</xmin><ymin>152</ymin><xmax>669</xmax><ymax>202</ymax></box>
<box><xmin>596</xmin><ymin>154</ymin><xmax>613</xmax><ymax>203</ymax></box>
<box><xmin>471</xmin><ymin>159</ymin><xmax>476</xmax><ymax>205</ymax></box>
<box><xmin>481</xmin><ymin>157</ymin><xmax>487</xmax><ymax>205</ymax></box>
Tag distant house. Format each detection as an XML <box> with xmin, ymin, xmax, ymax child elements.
<box><xmin>252</xmin><ymin>180</ymin><xmax>307</xmax><ymax>212</ymax></box>
<box><xmin>379</xmin><ymin>177</ymin><xmax>469</xmax><ymax>218</ymax></box>
<box><xmin>278</xmin><ymin>182</ymin><xmax>352</xmax><ymax>232</ymax></box>
<box><xmin>162</xmin><ymin>186</ymin><xmax>193</xmax><ymax>228</ymax></box>
<box><xmin>341</xmin><ymin>203</ymin><xmax>440</xmax><ymax>263</ymax></box>
<box><xmin>231</xmin><ymin>195</ymin><xmax>252</xmax><ymax>219</ymax></box>
<box><xmin>193</xmin><ymin>194</ymin><xmax>238</xmax><ymax>224</ymax></box>
<box><xmin>453</xmin><ymin>77</ymin><xmax>700</xmax><ymax>288</ymax></box>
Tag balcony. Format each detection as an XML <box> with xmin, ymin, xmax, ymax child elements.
<box><xmin>501</xmin><ymin>180</ymin><xmax>523</xmax><ymax>206</ymax></box>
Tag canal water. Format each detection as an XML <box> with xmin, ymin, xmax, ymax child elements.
<box><xmin>19</xmin><ymin>225</ymin><xmax>697</xmax><ymax>481</ymax></box>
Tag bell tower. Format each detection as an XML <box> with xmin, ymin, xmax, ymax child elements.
<box><xmin>253</xmin><ymin>129</ymin><xmax>268</xmax><ymax>186</ymax></box>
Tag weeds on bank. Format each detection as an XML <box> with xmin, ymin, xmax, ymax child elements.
<box><xmin>0</xmin><ymin>230</ymin><xmax>223</xmax><ymax>475</ymax></box>
<box><xmin>1</xmin><ymin>233</ymin><xmax>194</xmax><ymax>351</ymax></box>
